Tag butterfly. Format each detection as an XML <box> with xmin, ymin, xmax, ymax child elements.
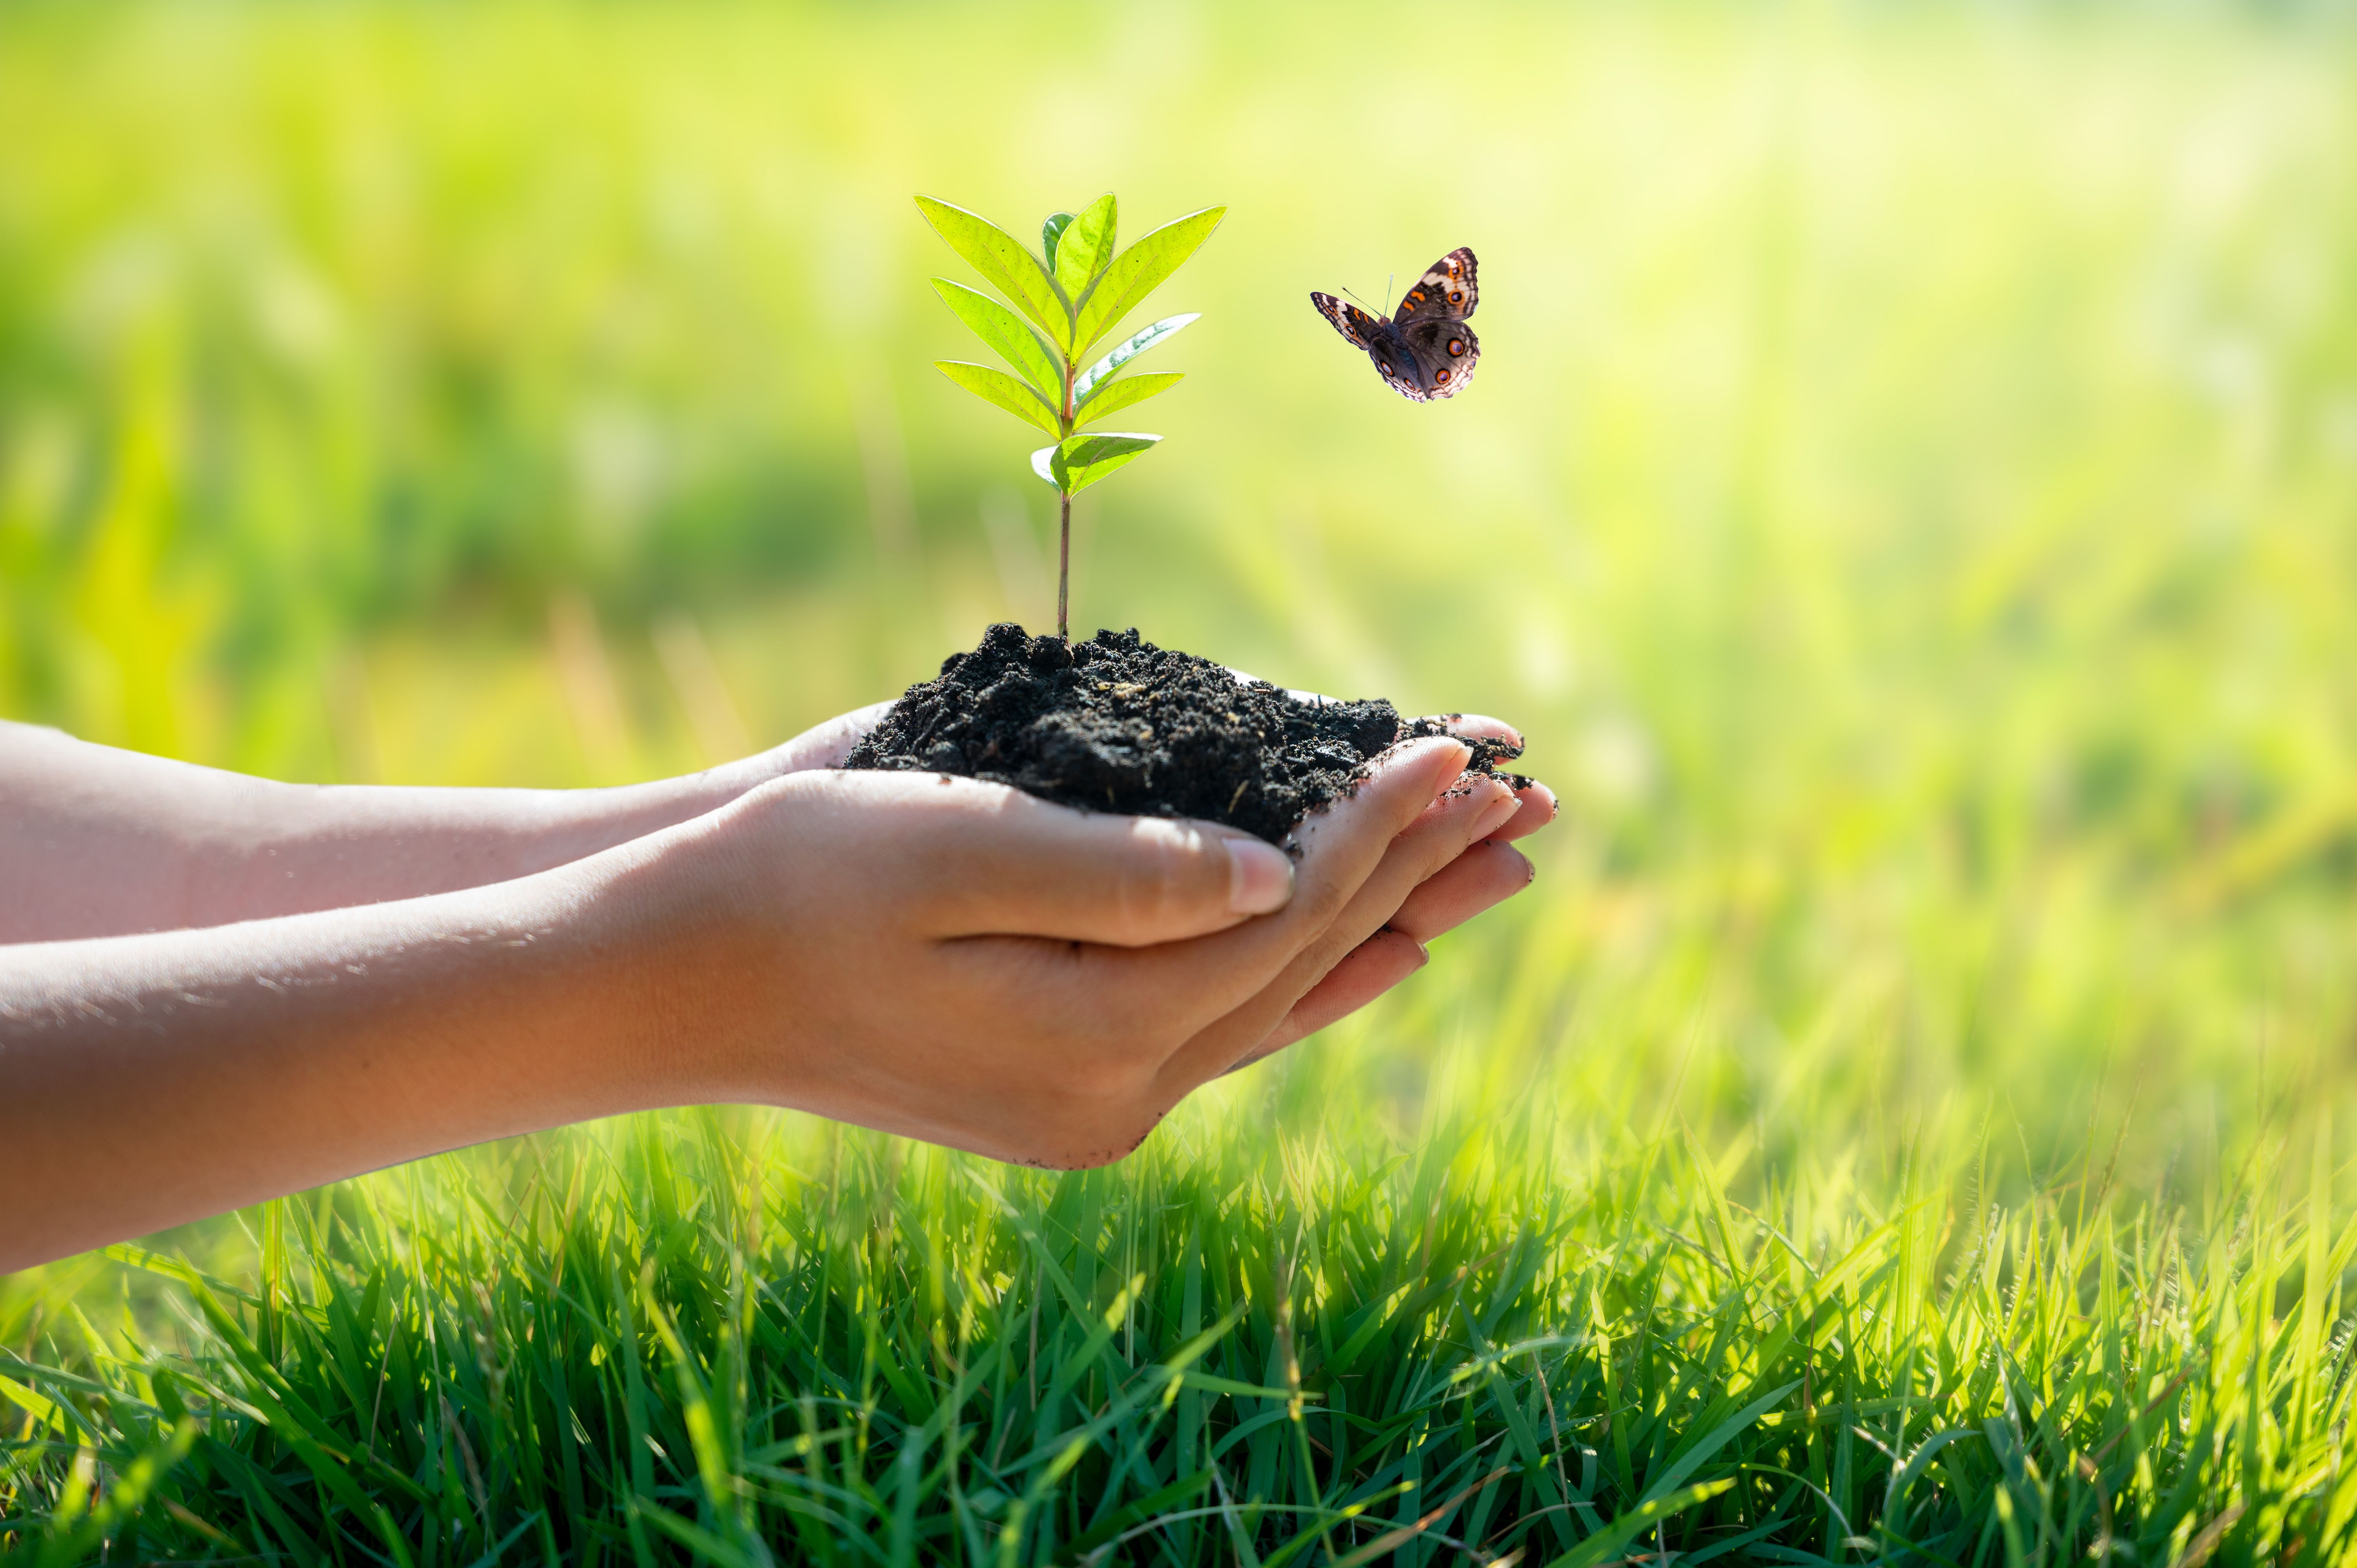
<box><xmin>1310</xmin><ymin>246</ymin><xmax>1479</xmax><ymax>402</ymax></box>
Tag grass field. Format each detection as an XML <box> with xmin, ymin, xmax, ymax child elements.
<box><xmin>7</xmin><ymin>0</ymin><xmax>2357</xmax><ymax>1560</ymax></box>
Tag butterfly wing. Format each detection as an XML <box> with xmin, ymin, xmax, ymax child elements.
<box><xmin>1392</xmin><ymin>247</ymin><xmax>1477</xmax><ymax>325</ymax></box>
<box><xmin>1398</xmin><ymin>317</ymin><xmax>1479</xmax><ymax>400</ymax></box>
<box><xmin>1315</xmin><ymin>255</ymin><xmax>1478</xmax><ymax>403</ymax></box>
<box><xmin>1310</xmin><ymin>291</ymin><xmax>1386</xmax><ymax>350</ymax></box>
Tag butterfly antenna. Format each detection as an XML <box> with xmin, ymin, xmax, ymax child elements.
<box><xmin>1340</xmin><ymin>285</ymin><xmax>1376</xmax><ymax>311</ymax></box>
<box><xmin>1383</xmin><ymin>272</ymin><xmax>1395</xmax><ymax>315</ymax></box>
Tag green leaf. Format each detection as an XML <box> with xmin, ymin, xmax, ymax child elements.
<box><xmin>931</xmin><ymin>279</ymin><xmax>1064</xmax><ymax>404</ymax></box>
<box><xmin>935</xmin><ymin>360</ymin><xmax>1061</xmax><ymax>436</ymax></box>
<box><xmin>1641</xmin><ymin>1379</ymin><xmax>1800</xmax><ymax>1503</ymax></box>
<box><xmin>1033</xmin><ymin>431</ymin><xmax>1160</xmax><ymax>494</ymax></box>
<box><xmin>1074</xmin><ymin>312</ymin><xmax>1199</xmax><ymax>400</ymax></box>
<box><xmin>1077</xmin><ymin>371</ymin><xmax>1182</xmax><ymax>422</ymax></box>
<box><xmin>915</xmin><ymin>194</ymin><xmax>1072</xmax><ymax>351</ymax></box>
<box><xmin>1052</xmin><ymin>192</ymin><xmax>1118</xmax><ymax>302</ymax></box>
<box><xmin>1060</xmin><ymin>1471</ymin><xmax>1217</xmax><ymax>1557</ymax></box>
<box><xmin>629</xmin><ymin>1501</ymin><xmax>767</xmax><ymax>1568</ymax></box>
<box><xmin>1040</xmin><ymin>210</ymin><xmax>1075</xmax><ymax>267</ymax></box>
<box><xmin>1543</xmin><ymin>1479</ymin><xmax>1735</xmax><ymax>1568</ymax></box>
<box><xmin>1073</xmin><ymin>205</ymin><xmax>1225</xmax><ymax>352</ymax></box>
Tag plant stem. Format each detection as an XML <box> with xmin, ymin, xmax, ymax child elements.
<box><xmin>1058</xmin><ymin>346</ymin><xmax>1076</xmax><ymax>643</ymax></box>
<box><xmin>1057</xmin><ymin>488</ymin><xmax>1071</xmax><ymax>642</ymax></box>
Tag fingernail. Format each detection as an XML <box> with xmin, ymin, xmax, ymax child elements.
<box><xmin>1471</xmin><ymin>786</ymin><xmax>1522</xmax><ymax>841</ymax></box>
<box><xmin>1226</xmin><ymin>835</ymin><xmax>1295</xmax><ymax>915</ymax></box>
<box><xmin>1409</xmin><ymin>735</ymin><xmax>1474</xmax><ymax>782</ymax></box>
<box><xmin>1380</xmin><ymin>925</ymin><xmax>1431</xmax><ymax>967</ymax></box>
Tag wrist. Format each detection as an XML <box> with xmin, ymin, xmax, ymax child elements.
<box><xmin>550</xmin><ymin>797</ymin><xmax>794</xmax><ymax>1110</ymax></box>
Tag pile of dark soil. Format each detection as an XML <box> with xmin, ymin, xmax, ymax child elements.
<box><xmin>840</xmin><ymin>624</ymin><xmax>1522</xmax><ymax>844</ymax></box>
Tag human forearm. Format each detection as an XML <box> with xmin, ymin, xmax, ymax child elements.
<box><xmin>0</xmin><ymin>710</ymin><xmax>882</xmax><ymax>941</ymax></box>
<box><xmin>0</xmin><ymin>736</ymin><xmax>1550</xmax><ymax>1271</ymax></box>
<box><xmin>0</xmin><ymin>842</ymin><xmax>700</xmax><ymax>1271</ymax></box>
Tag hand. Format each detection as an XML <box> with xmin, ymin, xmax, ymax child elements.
<box><xmin>0</xmin><ymin>700</ymin><xmax>1552</xmax><ymax>1266</ymax></box>
<box><xmin>634</xmin><ymin>732</ymin><xmax>1555</xmax><ymax>1166</ymax></box>
<box><xmin>760</xmin><ymin>689</ymin><xmax>1555</xmax><ymax>1067</ymax></box>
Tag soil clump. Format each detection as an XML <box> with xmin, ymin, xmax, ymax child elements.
<box><xmin>841</xmin><ymin>624</ymin><xmax>1523</xmax><ymax>845</ymax></box>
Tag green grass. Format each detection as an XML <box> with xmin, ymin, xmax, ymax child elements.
<box><xmin>9</xmin><ymin>1081</ymin><xmax>2357</xmax><ymax>1562</ymax></box>
<box><xmin>7</xmin><ymin>0</ymin><xmax>2357</xmax><ymax>1559</ymax></box>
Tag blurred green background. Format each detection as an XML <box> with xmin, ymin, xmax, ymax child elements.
<box><xmin>4</xmin><ymin>0</ymin><xmax>2355</xmax><ymax>1180</ymax></box>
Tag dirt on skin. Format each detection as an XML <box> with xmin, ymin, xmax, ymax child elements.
<box><xmin>840</xmin><ymin>624</ymin><xmax>1525</xmax><ymax>845</ymax></box>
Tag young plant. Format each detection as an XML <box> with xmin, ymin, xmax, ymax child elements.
<box><xmin>918</xmin><ymin>192</ymin><xmax>1224</xmax><ymax>641</ymax></box>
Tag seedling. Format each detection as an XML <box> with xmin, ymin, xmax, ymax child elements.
<box><xmin>874</xmin><ymin>192</ymin><xmax>1500</xmax><ymax>839</ymax></box>
<box><xmin>918</xmin><ymin>192</ymin><xmax>1224</xmax><ymax>640</ymax></box>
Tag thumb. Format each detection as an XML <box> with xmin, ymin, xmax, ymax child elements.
<box><xmin>893</xmin><ymin>780</ymin><xmax>1297</xmax><ymax>947</ymax></box>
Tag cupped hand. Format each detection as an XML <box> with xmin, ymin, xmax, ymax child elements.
<box><xmin>737</xmin><ymin>689</ymin><xmax>1553</xmax><ymax>1054</ymax></box>
<box><xmin>636</xmin><ymin>729</ymin><xmax>1555</xmax><ymax>1167</ymax></box>
<box><xmin>0</xmin><ymin>681</ymin><xmax>1550</xmax><ymax>1267</ymax></box>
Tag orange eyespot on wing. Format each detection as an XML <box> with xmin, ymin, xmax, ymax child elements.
<box><xmin>1399</xmin><ymin>247</ymin><xmax>1479</xmax><ymax>323</ymax></box>
<box><xmin>1323</xmin><ymin>253</ymin><xmax>1479</xmax><ymax>402</ymax></box>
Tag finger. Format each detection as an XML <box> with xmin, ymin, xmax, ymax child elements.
<box><xmin>1232</xmin><ymin>927</ymin><xmax>1428</xmax><ymax>1067</ymax></box>
<box><xmin>1412</xmin><ymin>712</ymin><xmax>1525</xmax><ymax>754</ymax></box>
<box><xmin>1486</xmin><ymin>777</ymin><xmax>1557</xmax><ymax>844</ymax></box>
<box><xmin>1385</xmin><ymin>840</ymin><xmax>1534</xmax><ymax>942</ymax></box>
<box><xmin>1154</xmin><ymin>767</ymin><xmax>1519</xmax><ymax>1088</ymax></box>
<box><xmin>1227</xmin><ymin>842</ymin><xmax>1535</xmax><ymax>1074</ymax></box>
<box><xmin>1258</xmin><ymin>773</ymin><xmax>1519</xmax><ymax>999</ymax></box>
<box><xmin>1170</xmin><ymin>734</ymin><xmax>1472</xmax><ymax>976</ymax></box>
<box><xmin>1027</xmin><ymin>736</ymin><xmax>1470</xmax><ymax>1027</ymax></box>
<box><xmin>868</xmin><ymin>777</ymin><xmax>1295</xmax><ymax>946</ymax></box>
<box><xmin>1376</xmin><ymin>710</ymin><xmax>1543</xmax><ymax>841</ymax></box>
<box><xmin>930</xmin><ymin>736</ymin><xmax>1480</xmax><ymax>1092</ymax></box>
